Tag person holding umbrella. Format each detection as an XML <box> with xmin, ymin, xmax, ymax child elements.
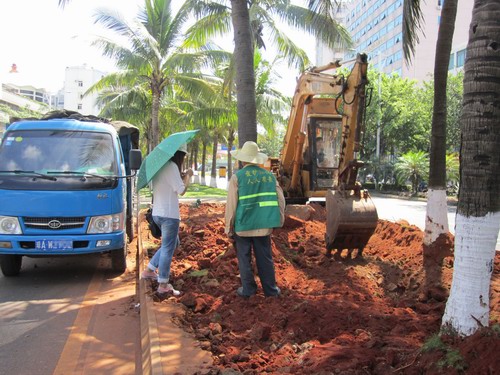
<box><xmin>225</xmin><ymin>141</ymin><xmax>285</xmax><ymax>298</ymax></box>
<box><xmin>138</xmin><ymin>131</ymin><xmax>198</xmax><ymax>295</ymax></box>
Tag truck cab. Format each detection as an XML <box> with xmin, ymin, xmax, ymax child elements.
<box><xmin>0</xmin><ymin>116</ymin><xmax>142</xmax><ymax>276</ymax></box>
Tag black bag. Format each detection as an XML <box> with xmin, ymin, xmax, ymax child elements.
<box><xmin>145</xmin><ymin>208</ymin><xmax>161</xmax><ymax>239</ymax></box>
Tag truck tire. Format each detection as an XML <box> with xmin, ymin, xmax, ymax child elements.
<box><xmin>126</xmin><ymin>176</ymin><xmax>138</xmax><ymax>242</ymax></box>
<box><xmin>0</xmin><ymin>255</ymin><xmax>23</xmax><ymax>276</ymax></box>
<box><xmin>111</xmin><ymin>242</ymin><xmax>127</xmax><ymax>273</ymax></box>
<box><xmin>126</xmin><ymin>217</ymin><xmax>136</xmax><ymax>242</ymax></box>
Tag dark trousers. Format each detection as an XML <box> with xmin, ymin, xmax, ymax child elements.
<box><xmin>234</xmin><ymin>234</ymin><xmax>280</xmax><ymax>296</ymax></box>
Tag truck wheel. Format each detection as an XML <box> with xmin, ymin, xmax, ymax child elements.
<box><xmin>0</xmin><ymin>255</ymin><xmax>23</xmax><ymax>276</ymax></box>
<box><xmin>126</xmin><ymin>217</ymin><xmax>136</xmax><ymax>242</ymax></box>
<box><xmin>111</xmin><ymin>243</ymin><xmax>127</xmax><ymax>273</ymax></box>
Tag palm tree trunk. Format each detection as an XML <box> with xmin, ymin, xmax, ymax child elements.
<box><xmin>441</xmin><ymin>0</ymin><xmax>500</xmax><ymax>336</ymax></box>
<box><xmin>210</xmin><ymin>134</ymin><xmax>219</xmax><ymax>188</ymax></box>
<box><xmin>151</xmin><ymin>86</ymin><xmax>161</xmax><ymax>148</ymax></box>
<box><xmin>227</xmin><ymin>129</ymin><xmax>235</xmax><ymax>179</ymax></box>
<box><xmin>193</xmin><ymin>141</ymin><xmax>200</xmax><ymax>184</ymax></box>
<box><xmin>424</xmin><ymin>0</ymin><xmax>458</xmax><ymax>247</ymax></box>
<box><xmin>230</xmin><ymin>0</ymin><xmax>257</xmax><ymax>146</ymax></box>
<box><xmin>201</xmin><ymin>140</ymin><xmax>207</xmax><ymax>184</ymax></box>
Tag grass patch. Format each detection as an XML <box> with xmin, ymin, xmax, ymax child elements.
<box><xmin>421</xmin><ymin>333</ymin><xmax>467</xmax><ymax>372</ymax></box>
<box><xmin>138</xmin><ymin>184</ymin><xmax>226</xmax><ymax>205</ymax></box>
<box><xmin>184</xmin><ymin>184</ymin><xmax>227</xmax><ymax>198</ymax></box>
<box><xmin>437</xmin><ymin>349</ymin><xmax>466</xmax><ymax>371</ymax></box>
<box><xmin>421</xmin><ymin>334</ymin><xmax>446</xmax><ymax>352</ymax></box>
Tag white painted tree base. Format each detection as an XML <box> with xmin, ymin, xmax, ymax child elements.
<box><xmin>424</xmin><ymin>188</ymin><xmax>449</xmax><ymax>245</ymax></box>
<box><xmin>210</xmin><ymin>177</ymin><xmax>218</xmax><ymax>188</ymax></box>
<box><xmin>441</xmin><ymin>212</ymin><xmax>500</xmax><ymax>336</ymax></box>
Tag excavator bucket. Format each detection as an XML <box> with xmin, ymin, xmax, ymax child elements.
<box><xmin>325</xmin><ymin>189</ymin><xmax>378</xmax><ymax>257</ymax></box>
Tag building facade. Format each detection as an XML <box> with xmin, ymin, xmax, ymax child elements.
<box><xmin>63</xmin><ymin>65</ymin><xmax>106</xmax><ymax>116</ymax></box>
<box><xmin>317</xmin><ymin>0</ymin><xmax>473</xmax><ymax>80</ymax></box>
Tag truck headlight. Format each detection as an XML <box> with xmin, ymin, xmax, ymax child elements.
<box><xmin>88</xmin><ymin>213</ymin><xmax>124</xmax><ymax>234</ymax></box>
<box><xmin>0</xmin><ymin>216</ymin><xmax>22</xmax><ymax>234</ymax></box>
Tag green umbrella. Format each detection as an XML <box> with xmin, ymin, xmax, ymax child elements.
<box><xmin>137</xmin><ymin>129</ymin><xmax>199</xmax><ymax>190</ymax></box>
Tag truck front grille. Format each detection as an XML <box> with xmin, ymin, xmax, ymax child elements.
<box><xmin>23</xmin><ymin>217</ymin><xmax>86</xmax><ymax>230</ymax></box>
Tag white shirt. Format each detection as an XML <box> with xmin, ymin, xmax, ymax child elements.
<box><xmin>151</xmin><ymin>161</ymin><xmax>185</xmax><ymax>219</ymax></box>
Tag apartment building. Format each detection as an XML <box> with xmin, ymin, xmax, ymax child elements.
<box><xmin>63</xmin><ymin>64</ymin><xmax>106</xmax><ymax>116</ymax></box>
<box><xmin>317</xmin><ymin>0</ymin><xmax>473</xmax><ymax>80</ymax></box>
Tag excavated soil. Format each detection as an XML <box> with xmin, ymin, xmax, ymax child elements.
<box><xmin>141</xmin><ymin>202</ymin><xmax>500</xmax><ymax>374</ymax></box>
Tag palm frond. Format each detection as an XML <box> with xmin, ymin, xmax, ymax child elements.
<box><xmin>402</xmin><ymin>0</ymin><xmax>425</xmax><ymax>63</ymax></box>
<box><xmin>183</xmin><ymin>10</ymin><xmax>232</xmax><ymax>48</ymax></box>
<box><xmin>271</xmin><ymin>3</ymin><xmax>352</xmax><ymax>50</ymax></box>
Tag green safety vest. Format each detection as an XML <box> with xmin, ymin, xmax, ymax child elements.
<box><xmin>235</xmin><ymin>165</ymin><xmax>281</xmax><ymax>232</ymax></box>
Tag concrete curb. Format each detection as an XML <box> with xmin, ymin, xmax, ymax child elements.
<box><xmin>138</xmin><ymin>212</ymin><xmax>164</xmax><ymax>375</ymax></box>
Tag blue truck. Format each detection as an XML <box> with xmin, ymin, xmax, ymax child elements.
<box><xmin>0</xmin><ymin>113</ymin><xmax>142</xmax><ymax>276</ymax></box>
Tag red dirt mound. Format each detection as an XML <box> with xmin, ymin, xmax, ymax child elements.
<box><xmin>141</xmin><ymin>202</ymin><xmax>500</xmax><ymax>374</ymax></box>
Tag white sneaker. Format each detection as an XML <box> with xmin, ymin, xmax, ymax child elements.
<box><xmin>158</xmin><ymin>283</ymin><xmax>181</xmax><ymax>296</ymax></box>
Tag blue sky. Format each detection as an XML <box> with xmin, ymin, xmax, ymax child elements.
<box><xmin>0</xmin><ymin>0</ymin><xmax>314</xmax><ymax>94</ymax></box>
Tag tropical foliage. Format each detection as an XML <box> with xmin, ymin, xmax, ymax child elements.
<box><xmin>361</xmin><ymin>70</ymin><xmax>463</xmax><ymax>187</ymax></box>
<box><xmin>90</xmin><ymin>0</ymin><xmax>230</xmax><ymax>150</ymax></box>
<box><xmin>394</xmin><ymin>151</ymin><xmax>429</xmax><ymax>194</ymax></box>
<box><xmin>185</xmin><ymin>0</ymin><xmax>352</xmax><ymax>145</ymax></box>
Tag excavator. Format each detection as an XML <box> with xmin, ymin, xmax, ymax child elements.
<box><xmin>275</xmin><ymin>53</ymin><xmax>378</xmax><ymax>258</ymax></box>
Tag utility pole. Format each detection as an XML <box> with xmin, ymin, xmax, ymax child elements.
<box><xmin>376</xmin><ymin>51</ymin><xmax>386</xmax><ymax>160</ymax></box>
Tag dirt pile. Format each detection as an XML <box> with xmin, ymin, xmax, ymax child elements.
<box><xmin>141</xmin><ymin>202</ymin><xmax>500</xmax><ymax>374</ymax></box>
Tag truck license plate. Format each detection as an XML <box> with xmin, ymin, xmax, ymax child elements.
<box><xmin>35</xmin><ymin>240</ymin><xmax>73</xmax><ymax>250</ymax></box>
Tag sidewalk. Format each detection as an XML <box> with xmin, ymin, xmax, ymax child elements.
<box><xmin>138</xmin><ymin>211</ymin><xmax>213</xmax><ymax>374</ymax></box>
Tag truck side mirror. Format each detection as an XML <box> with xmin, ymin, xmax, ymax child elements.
<box><xmin>129</xmin><ymin>149</ymin><xmax>142</xmax><ymax>170</ymax></box>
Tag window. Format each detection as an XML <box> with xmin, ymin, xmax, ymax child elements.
<box><xmin>457</xmin><ymin>49</ymin><xmax>466</xmax><ymax>67</ymax></box>
<box><xmin>77</xmin><ymin>104</ymin><xmax>82</xmax><ymax>110</ymax></box>
<box><xmin>448</xmin><ymin>53</ymin><xmax>455</xmax><ymax>70</ymax></box>
<box><xmin>80</xmin><ymin>94</ymin><xmax>84</xmax><ymax>100</ymax></box>
<box><xmin>77</xmin><ymin>81</ymin><xmax>83</xmax><ymax>87</ymax></box>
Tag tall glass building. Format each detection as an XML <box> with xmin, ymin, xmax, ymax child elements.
<box><xmin>317</xmin><ymin>0</ymin><xmax>473</xmax><ymax>80</ymax></box>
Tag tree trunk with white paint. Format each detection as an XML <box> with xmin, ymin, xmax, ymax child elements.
<box><xmin>441</xmin><ymin>0</ymin><xmax>500</xmax><ymax>336</ymax></box>
<box><xmin>424</xmin><ymin>0</ymin><xmax>457</xmax><ymax>247</ymax></box>
<box><xmin>424</xmin><ymin>189</ymin><xmax>449</xmax><ymax>245</ymax></box>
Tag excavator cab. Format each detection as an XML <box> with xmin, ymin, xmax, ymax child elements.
<box><xmin>308</xmin><ymin>116</ymin><xmax>342</xmax><ymax>191</ymax></box>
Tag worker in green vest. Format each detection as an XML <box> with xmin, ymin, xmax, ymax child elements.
<box><xmin>225</xmin><ymin>141</ymin><xmax>285</xmax><ymax>298</ymax></box>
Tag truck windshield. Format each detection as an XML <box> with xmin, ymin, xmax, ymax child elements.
<box><xmin>0</xmin><ymin>130</ymin><xmax>118</xmax><ymax>190</ymax></box>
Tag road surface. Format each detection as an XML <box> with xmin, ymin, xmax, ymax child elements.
<box><xmin>0</xmin><ymin>253</ymin><xmax>140</xmax><ymax>374</ymax></box>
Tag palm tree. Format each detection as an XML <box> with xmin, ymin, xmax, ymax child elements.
<box><xmin>186</xmin><ymin>0</ymin><xmax>352</xmax><ymax>146</ymax></box>
<box><xmin>441</xmin><ymin>0</ymin><xmax>500</xmax><ymax>336</ymax></box>
<box><xmin>400</xmin><ymin>0</ymin><xmax>458</xmax><ymax>245</ymax></box>
<box><xmin>423</xmin><ymin>0</ymin><xmax>458</xmax><ymax>247</ymax></box>
<box><xmin>394</xmin><ymin>151</ymin><xmax>429</xmax><ymax>195</ymax></box>
<box><xmin>92</xmin><ymin>0</ymin><xmax>229</xmax><ymax>149</ymax></box>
